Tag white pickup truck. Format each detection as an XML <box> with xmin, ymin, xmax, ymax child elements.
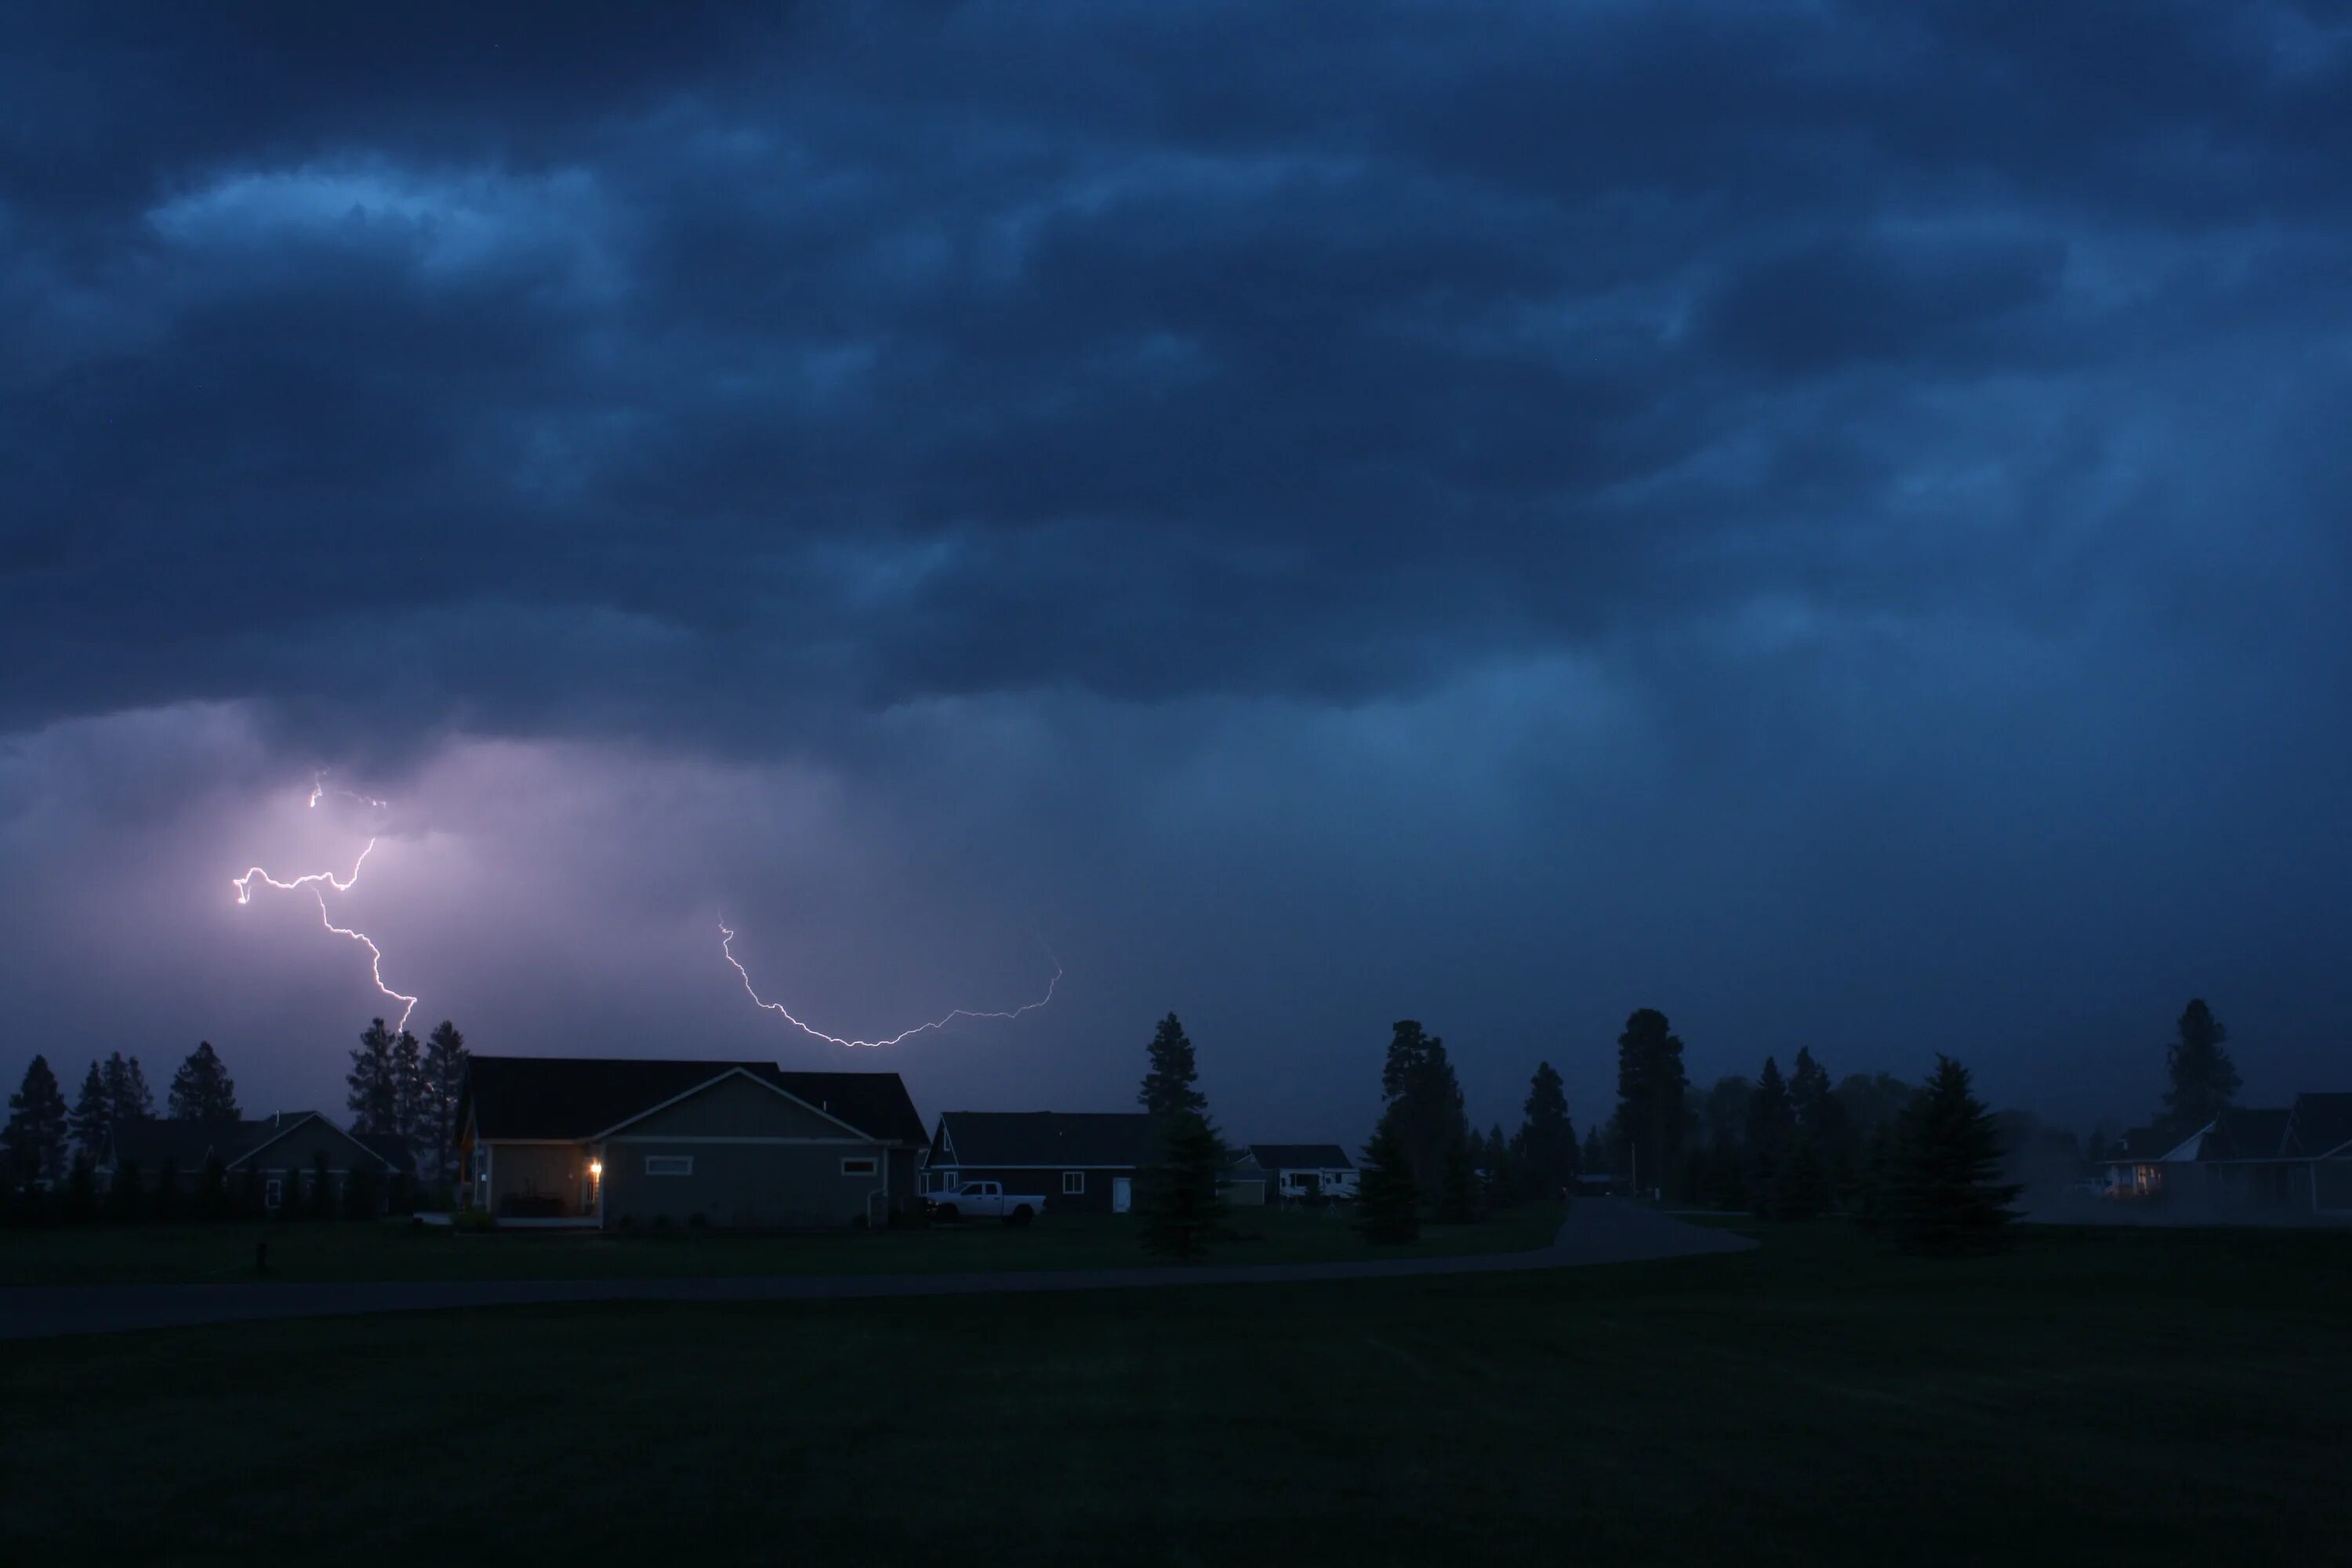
<box><xmin>925</xmin><ymin>1180</ymin><xmax>1044</xmax><ymax>1225</ymax></box>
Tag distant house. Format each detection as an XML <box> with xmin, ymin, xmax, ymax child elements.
<box><xmin>1221</xmin><ymin>1151</ymin><xmax>1267</xmax><ymax>1208</ymax></box>
<box><xmin>1247</xmin><ymin>1144</ymin><xmax>1358</xmax><ymax>1205</ymax></box>
<box><xmin>103</xmin><ymin>1112</ymin><xmax>409</xmax><ymax>1211</ymax></box>
<box><xmin>924</xmin><ymin>1112</ymin><xmax>1157</xmax><ymax>1214</ymax></box>
<box><xmin>2111</xmin><ymin>1093</ymin><xmax>2352</xmax><ymax>1216</ymax></box>
<box><xmin>457</xmin><ymin>1057</ymin><xmax>926</xmax><ymax>1230</ymax></box>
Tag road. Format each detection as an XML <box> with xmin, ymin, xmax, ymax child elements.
<box><xmin>0</xmin><ymin>1200</ymin><xmax>1754</xmax><ymax>1341</ymax></box>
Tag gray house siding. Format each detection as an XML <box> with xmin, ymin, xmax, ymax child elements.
<box><xmin>602</xmin><ymin>1141</ymin><xmax>890</xmax><ymax>1229</ymax></box>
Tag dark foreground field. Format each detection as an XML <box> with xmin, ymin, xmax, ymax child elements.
<box><xmin>5</xmin><ymin>1221</ymin><xmax>2347</xmax><ymax>1565</ymax></box>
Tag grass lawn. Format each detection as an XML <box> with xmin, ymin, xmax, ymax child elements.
<box><xmin>5</xmin><ymin>1221</ymin><xmax>2348</xmax><ymax>1564</ymax></box>
<box><xmin>0</xmin><ymin>1201</ymin><xmax>1565</xmax><ymax>1286</ymax></box>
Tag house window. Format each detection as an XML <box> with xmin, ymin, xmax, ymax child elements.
<box><xmin>841</xmin><ymin>1157</ymin><xmax>878</xmax><ymax>1176</ymax></box>
<box><xmin>1062</xmin><ymin>1171</ymin><xmax>1086</xmax><ymax>1195</ymax></box>
<box><xmin>938</xmin><ymin>1169</ymin><xmax>958</xmax><ymax>1191</ymax></box>
<box><xmin>644</xmin><ymin>1156</ymin><xmax>694</xmax><ymax>1177</ymax></box>
<box><xmin>266</xmin><ymin>1178</ymin><xmax>284</xmax><ymax>1210</ymax></box>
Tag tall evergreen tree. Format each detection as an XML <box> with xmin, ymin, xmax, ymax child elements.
<box><xmin>2160</xmin><ymin>999</ymin><xmax>2239</xmax><ymax>1140</ymax></box>
<box><xmin>69</xmin><ymin>1061</ymin><xmax>112</xmax><ymax>1156</ymax></box>
<box><xmin>168</xmin><ymin>1041</ymin><xmax>241</xmax><ymax>1123</ymax></box>
<box><xmin>64</xmin><ymin>1150</ymin><xmax>100</xmax><ymax>1222</ymax></box>
<box><xmin>1892</xmin><ymin>1056</ymin><xmax>2022</xmax><ymax>1254</ymax></box>
<box><xmin>1138</xmin><ymin>1110</ymin><xmax>1228</xmax><ymax>1258</ymax></box>
<box><xmin>1137</xmin><ymin>1012</ymin><xmax>1208</xmax><ymax>1120</ymax></box>
<box><xmin>1745</xmin><ymin>1056</ymin><xmax>1796</xmax><ymax>1218</ymax></box>
<box><xmin>347</xmin><ymin>1018</ymin><xmax>397</xmax><ymax>1134</ymax></box>
<box><xmin>1356</xmin><ymin>1108</ymin><xmax>1420</xmax><ymax>1244</ymax></box>
<box><xmin>103</xmin><ymin>1052</ymin><xmax>155</xmax><ymax>1127</ymax></box>
<box><xmin>1581</xmin><ymin>1123</ymin><xmax>1611</xmax><ymax>1179</ymax></box>
<box><xmin>419</xmin><ymin>1021</ymin><xmax>470</xmax><ymax>1182</ymax></box>
<box><xmin>390</xmin><ymin>1028</ymin><xmax>424</xmax><ymax>1150</ymax></box>
<box><xmin>1483</xmin><ymin>1123</ymin><xmax>1518</xmax><ymax>1207</ymax></box>
<box><xmin>1611</xmin><ymin>1009</ymin><xmax>1689</xmax><ymax>1198</ymax></box>
<box><xmin>3</xmin><ymin>1055</ymin><xmax>72</xmax><ymax>1183</ymax></box>
<box><xmin>1516</xmin><ymin>1061</ymin><xmax>1577</xmax><ymax>1200</ymax></box>
<box><xmin>1380</xmin><ymin>1020</ymin><xmax>1468</xmax><ymax>1191</ymax></box>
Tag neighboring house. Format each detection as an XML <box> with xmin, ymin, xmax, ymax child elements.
<box><xmin>1221</xmin><ymin>1151</ymin><xmax>1267</xmax><ymax>1209</ymax></box>
<box><xmin>2102</xmin><ymin>1127</ymin><xmax>2176</xmax><ymax>1198</ymax></box>
<box><xmin>457</xmin><ymin>1057</ymin><xmax>925</xmax><ymax>1230</ymax></box>
<box><xmin>102</xmin><ymin>1111</ymin><xmax>407</xmax><ymax>1211</ymax></box>
<box><xmin>1247</xmin><ymin>1144</ymin><xmax>1359</xmax><ymax>1205</ymax></box>
<box><xmin>2114</xmin><ymin>1093</ymin><xmax>2352</xmax><ymax>1216</ymax></box>
<box><xmin>924</xmin><ymin>1112</ymin><xmax>1158</xmax><ymax>1214</ymax></box>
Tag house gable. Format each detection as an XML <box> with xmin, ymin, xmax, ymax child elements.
<box><xmin>233</xmin><ymin>1114</ymin><xmax>395</xmax><ymax>1174</ymax></box>
<box><xmin>599</xmin><ymin>1068</ymin><xmax>876</xmax><ymax>1142</ymax></box>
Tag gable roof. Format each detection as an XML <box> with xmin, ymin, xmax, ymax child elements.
<box><xmin>2198</xmin><ymin>1107</ymin><xmax>2292</xmax><ymax>1161</ymax></box>
<box><xmin>932</xmin><ymin>1112</ymin><xmax>1158</xmax><ymax>1168</ymax></box>
<box><xmin>461</xmin><ymin>1057</ymin><xmax>924</xmax><ymax>1145</ymax></box>
<box><xmin>2111</xmin><ymin>1126</ymin><xmax>2176</xmax><ymax>1163</ymax></box>
<box><xmin>106</xmin><ymin>1112</ymin><xmax>399</xmax><ymax>1174</ymax></box>
<box><xmin>2285</xmin><ymin>1093</ymin><xmax>2352</xmax><ymax>1158</ymax></box>
<box><xmin>1249</xmin><ymin>1143</ymin><xmax>1355</xmax><ymax>1172</ymax></box>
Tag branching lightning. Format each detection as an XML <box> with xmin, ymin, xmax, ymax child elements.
<box><xmin>234</xmin><ymin>775</ymin><xmax>418</xmax><ymax>1033</ymax></box>
<box><xmin>720</xmin><ymin>923</ymin><xmax>1060</xmax><ymax>1049</ymax></box>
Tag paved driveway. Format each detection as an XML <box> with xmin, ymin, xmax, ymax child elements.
<box><xmin>0</xmin><ymin>1200</ymin><xmax>1753</xmax><ymax>1341</ymax></box>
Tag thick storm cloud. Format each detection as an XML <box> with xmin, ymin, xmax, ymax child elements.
<box><xmin>3</xmin><ymin>3</ymin><xmax>2347</xmax><ymax>1137</ymax></box>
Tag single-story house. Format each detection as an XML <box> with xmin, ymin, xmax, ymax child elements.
<box><xmin>1247</xmin><ymin>1143</ymin><xmax>1359</xmax><ymax>1204</ymax></box>
<box><xmin>2102</xmin><ymin>1126</ymin><xmax>2176</xmax><ymax>1198</ymax></box>
<box><xmin>2114</xmin><ymin>1092</ymin><xmax>2352</xmax><ymax>1215</ymax></box>
<box><xmin>103</xmin><ymin>1111</ymin><xmax>412</xmax><ymax>1210</ymax></box>
<box><xmin>924</xmin><ymin>1112</ymin><xmax>1158</xmax><ymax>1214</ymax></box>
<box><xmin>458</xmin><ymin>1057</ymin><xmax>927</xmax><ymax>1230</ymax></box>
<box><xmin>1221</xmin><ymin>1151</ymin><xmax>1267</xmax><ymax>1208</ymax></box>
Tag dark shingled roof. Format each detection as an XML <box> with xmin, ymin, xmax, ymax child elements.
<box><xmin>1249</xmin><ymin>1143</ymin><xmax>1356</xmax><ymax>1173</ymax></box>
<box><xmin>106</xmin><ymin>1112</ymin><xmax>399</xmax><ymax>1174</ymax></box>
<box><xmin>460</xmin><ymin>1057</ymin><xmax>924</xmax><ymax>1145</ymax></box>
<box><xmin>933</xmin><ymin>1112</ymin><xmax>1158</xmax><ymax>1169</ymax></box>
<box><xmin>2287</xmin><ymin>1093</ymin><xmax>2352</xmax><ymax>1158</ymax></box>
<box><xmin>2198</xmin><ymin>1107</ymin><xmax>2292</xmax><ymax>1161</ymax></box>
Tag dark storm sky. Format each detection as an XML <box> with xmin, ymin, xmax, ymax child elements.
<box><xmin>4</xmin><ymin>2</ymin><xmax>2348</xmax><ymax>1142</ymax></box>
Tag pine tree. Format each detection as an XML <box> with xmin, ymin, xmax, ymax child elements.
<box><xmin>347</xmin><ymin>1018</ymin><xmax>397</xmax><ymax>1133</ymax></box>
<box><xmin>1745</xmin><ymin>1056</ymin><xmax>1795</xmax><ymax>1218</ymax></box>
<box><xmin>1777</xmin><ymin>1135</ymin><xmax>1828</xmax><ymax>1221</ymax></box>
<box><xmin>1138</xmin><ymin>1110</ymin><xmax>1228</xmax><ymax>1258</ymax></box>
<box><xmin>1581</xmin><ymin>1123</ymin><xmax>1612</xmax><ymax>1181</ymax></box>
<box><xmin>391</xmin><ymin>1028</ymin><xmax>424</xmax><ymax>1151</ymax></box>
<box><xmin>69</xmin><ymin>1062</ymin><xmax>112</xmax><ymax>1158</ymax></box>
<box><xmin>1436</xmin><ymin>1133</ymin><xmax>1477</xmax><ymax>1224</ymax></box>
<box><xmin>3</xmin><ymin>1054</ymin><xmax>72</xmax><ymax>1184</ymax></box>
<box><xmin>1893</xmin><ymin>1055</ymin><xmax>2022</xmax><ymax>1254</ymax></box>
<box><xmin>168</xmin><ymin>1041</ymin><xmax>241</xmax><ymax>1123</ymax></box>
<box><xmin>1857</xmin><ymin>1123</ymin><xmax>1893</xmax><ymax>1233</ymax></box>
<box><xmin>107</xmin><ymin>1159</ymin><xmax>144</xmax><ymax>1222</ymax></box>
<box><xmin>1482</xmin><ymin>1123</ymin><xmax>1516</xmax><ymax>1207</ymax></box>
<box><xmin>1380</xmin><ymin>1021</ymin><xmax>1468</xmax><ymax>1192</ymax></box>
<box><xmin>2160</xmin><ymin>999</ymin><xmax>2239</xmax><ymax>1141</ymax></box>
<box><xmin>1611</xmin><ymin>1009</ymin><xmax>1689</xmax><ymax>1198</ymax></box>
<box><xmin>419</xmin><ymin>1021</ymin><xmax>470</xmax><ymax>1183</ymax></box>
<box><xmin>103</xmin><ymin>1052</ymin><xmax>155</xmax><ymax>1127</ymax></box>
<box><xmin>1790</xmin><ymin>1047</ymin><xmax>1850</xmax><ymax>1170</ymax></box>
<box><xmin>1517</xmin><ymin>1061</ymin><xmax>1577</xmax><ymax>1200</ymax></box>
<box><xmin>1356</xmin><ymin>1109</ymin><xmax>1420</xmax><ymax>1244</ymax></box>
<box><xmin>1137</xmin><ymin>1012</ymin><xmax>1208</xmax><ymax>1120</ymax></box>
<box><xmin>1701</xmin><ymin>1128</ymin><xmax>1748</xmax><ymax>1212</ymax></box>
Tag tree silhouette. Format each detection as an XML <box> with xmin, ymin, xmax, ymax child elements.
<box><xmin>1744</xmin><ymin>1056</ymin><xmax>1795</xmax><ymax>1218</ymax></box>
<box><xmin>1357</xmin><ymin>1109</ymin><xmax>1420</xmax><ymax>1244</ymax></box>
<box><xmin>1516</xmin><ymin>1061</ymin><xmax>1577</xmax><ymax>1200</ymax></box>
<box><xmin>3</xmin><ymin>1055</ymin><xmax>71</xmax><ymax>1184</ymax></box>
<box><xmin>1381</xmin><ymin>1020</ymin><xmax>1468</xmax><ymax>1192</ymax></box>
<box><xmin>347</xmin><ymin>1018</ymin><xmax>398</xmax><ymax>1134</ymax></box>
<box><xmin>169</xmin><ymin>1042</ymin><xmax>241</xmax><ymax>1123</ymax></box>
<box><xmin>2160</xmin><ymin>999</ymin><xmax>2239</xmax><ymax>1140</ymax></box>
<box><xmin>1611</xmin><ymin>1009</ymin><xmax>1689</xmax><ymax>1197</ymax></box>
<box><xmin>69</xmin><ymin>1062</ymin><xmax>112</xmax><ymax>1158</ymax></box>
<box><xmin>1436</xmin><ymin>1132</ymin><xmax>1477</xmax><ymax>1224</ymax></box>
<box><xmin>1138</xmin><ymin>1110</ymin><xmax>1228</xmax><ymax>1258</ymax></box>
<box><xmin>419</xmin><ymin>1021</ymin><xmax>470</xmax><ymax>1182</ymax></box>
<box><xmin>1893</xmin><ymin>1055</ymin><xmax>2021</xmax><ymax>1254</ymax></box>
<box><xmin>102</xmin><ymin>1053</ymin><xmax>154</xmax><ymax>1128</ymax></box>
<box><xmin>1137</xmin><ymin>1012</ymin><xmax>1208</xmax><ymax>1120</ymax></box>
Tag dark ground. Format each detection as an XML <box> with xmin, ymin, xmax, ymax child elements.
<box><xmin>4</xmin><ymin>1221</ymin><xmax>2346</xmax><ymax>1565</ymax></box>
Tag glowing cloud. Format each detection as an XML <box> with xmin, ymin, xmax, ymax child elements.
<box><xmin>233</xmin><ymin>778</ymin><xmax>418</xmax><ymax>1033</ymax></box>
<box><xmin>720</xmin><ymin>923</ymin><xmax>1060</xmax><ymax>1049</ymax></box>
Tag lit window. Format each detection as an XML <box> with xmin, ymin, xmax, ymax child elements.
<box><xmin>644</xmin><ymin>1156</ymin><xmax>694</xmax><ymax>1177</ymax></box>
<box><xmin>841</xmin><ymin>1157</ymin><xmax>878</xmax><ymax>1176</ymax></box>
<box><xmin>1062</xmin><ymin>1171</ymin><xmax>1086</xmax><ymax>1195</ymax></box>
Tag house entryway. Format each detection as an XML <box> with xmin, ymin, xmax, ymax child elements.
<box><xmin>1112</xmin><ymin>1177</ymin><xmax>1133</xmax><ymax>1214</ymax></box>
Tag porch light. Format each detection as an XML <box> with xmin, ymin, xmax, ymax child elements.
<box><xmin>589</xmin><ymin>1160</ymin><xmax>603</xmax><ymax>1177</ymax></box>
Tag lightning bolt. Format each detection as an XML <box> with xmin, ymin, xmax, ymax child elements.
<box><xmin>720</xmin><ymin>923</ymin><xmax>1060</xmax><ymax>1049</ymax></box>
<box><xmin>234</xmin><ymin>782</ymin><xmax>418</xmax><ymax>1034</ymax></box>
